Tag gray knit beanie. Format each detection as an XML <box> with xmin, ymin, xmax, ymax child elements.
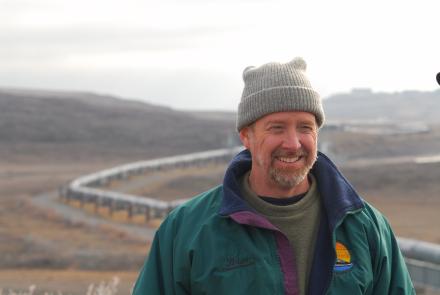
<box><xmin>237</xmin><ymin>57</ymin><xmax>324</xmax><ymax>131</ymax></box>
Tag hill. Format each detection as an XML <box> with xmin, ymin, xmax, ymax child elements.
<box><xmin>323</xmin><ymin>88</ymin><xmax>440</xmax><ymax>123</ymax></box>
<box><xmin>0</xmin><ymin>88</ymin><xmax>237</xmax><ymax>159</ymax></box>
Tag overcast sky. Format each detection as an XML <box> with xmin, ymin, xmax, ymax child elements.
<box><xmin>1</xmin><ymin>0</ymin><xmax>439</xmax><ymax>110</ymax></box>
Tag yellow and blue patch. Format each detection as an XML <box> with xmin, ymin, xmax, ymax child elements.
<box><xmin>334</xmin><ymin>242</ymin><xmax>353</xmax><ymax>272</ymax></box>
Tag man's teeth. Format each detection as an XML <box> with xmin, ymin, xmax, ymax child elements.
<box><xmin>278</xmin><ymin>156</ymin><xmax>300</xmax><ymax>163</ymax></box>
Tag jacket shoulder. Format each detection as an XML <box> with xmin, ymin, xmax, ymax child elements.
<box><xmin>133</xmin><ymin>185</ymin><xmax>224</xmax><ymax>295</ymax></box>
<box><xmin>160</xmin><ymin>185</ymin><xmax>223</xmax><ymax>233</ymax></box>
<box><xmin>356</xmin><ymin>201</ymin><xmax>396</xmax><ymax>246</ymax></box>
<box><xmin>346</xmin><ymin>201</ymin><xmax>393</xmax><ymax>246</ymax></box>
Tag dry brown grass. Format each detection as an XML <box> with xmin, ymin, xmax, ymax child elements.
<box><xmin>0</xmin><ymin>269</ymin><xmax>139</xmax><ymax>295</ymax></box>
<box><xmin>0</xmin><ymin>156</ymin><xmax>150</xmax><ymax>271</ymax></box>
<box><xmin>369</xmin><ymin>197</ymin><xmax>440</xmax><ymax>243</ymax></box>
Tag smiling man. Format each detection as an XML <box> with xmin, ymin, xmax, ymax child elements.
<box><xmin>240</xmin><ymin>111</ymin><xmax>318</xmax><ymax>197</ymax></box>
<box><xmin>133</xmin><ymin>58</ymin><xmax>415</xmax><ymax>295</ymax></box>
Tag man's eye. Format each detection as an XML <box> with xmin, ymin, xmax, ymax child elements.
<box><xmin>299</xmin><ymin>125</ymin><xmax>314</xmax><ymax>132</ymax></box>
<box><xmin>268</xmin><ymin>125</ymin><xmax>283</xmax><ymax>132</ymax></box>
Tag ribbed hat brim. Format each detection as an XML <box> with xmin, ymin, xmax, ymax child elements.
<box><xmin>237</xmin><ymin>86</ymin><xmax>324</xmax><ymax>131</ymax></box>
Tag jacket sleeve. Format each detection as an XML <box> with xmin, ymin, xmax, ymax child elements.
<box><xmin>370</xmin><ymin>211</ymin><xmax>415</xmax><ymax>295</ymax></box>
<box><xmin>132</xmin><ymin>217</ymin><xmax>191</xmax><ymax>295</ymax></box>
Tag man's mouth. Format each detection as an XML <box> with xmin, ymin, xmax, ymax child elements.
<box><xmin>276</xmin><ymin>156</ymin><xmax>302</xmax><ymax>163</ymax></box>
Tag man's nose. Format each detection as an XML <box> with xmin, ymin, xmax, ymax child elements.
<box><xmin>282</xmin><ymin>130</ymin><xmax>301</xmax><ymax>150</ymax></box>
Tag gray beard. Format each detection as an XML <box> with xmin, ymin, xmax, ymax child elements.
<box><xmin>268</xmin><ymin>155</ymin><xmax>317</xmax><ymax>189</ymax></box>
<box><xmin>269</xmin><ymin>166</ymin><xmax>309</xmax><ymax>189</ymax></box>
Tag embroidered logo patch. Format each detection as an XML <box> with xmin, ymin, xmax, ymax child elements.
<box><xmin>334</xmin><ymin>242</ymin><xmax>353</xmax><ymax>272</ymax></box>
<box><xmin>218</xmin><ymin>256</ymin><xmax>255</xmax><ymax>272</ymax></box>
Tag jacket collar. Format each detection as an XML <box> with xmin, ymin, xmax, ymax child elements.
<box><xmin>219</xmin><ymin>149</ymin><xmax>365</xmax><ymax>231</ymax></box>
<box><xmin>219</xmin><ymin>149</ymin><xmax>253</xmax><ymax>215</ymax></box>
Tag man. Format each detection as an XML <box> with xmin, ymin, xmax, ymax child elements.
<box><xmin>133</xmin><ymin>57</ymin><xmax>415</xmax><ymax>294</ymax></box>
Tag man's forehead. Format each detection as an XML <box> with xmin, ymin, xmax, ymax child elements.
<box><xmin>257</xmin><ymin>111</ymin><xmax>317</xmax><ymax>124</ymax></box>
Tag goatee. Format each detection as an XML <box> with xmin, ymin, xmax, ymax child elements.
<box><xmin>269</xmin><ymin>149</ymin><xmax>317</xmax><ymax>189</ymax></box>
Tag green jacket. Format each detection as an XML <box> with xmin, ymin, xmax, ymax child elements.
<box><xmin>133</xmin><ymin>150</ymin><xmax>415</xmax><ymax>294</ymax></box>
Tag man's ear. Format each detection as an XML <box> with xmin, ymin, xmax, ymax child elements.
<box><xmin>239</xmin><ymin>127</ymin><xmax>251</xmax><ymax>149</ymax></box>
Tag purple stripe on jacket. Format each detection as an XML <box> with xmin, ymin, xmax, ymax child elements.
<box><xmin>230</xmin><ymin>211</ymin><xmax>299</xmax><ymax>295</ymax></box>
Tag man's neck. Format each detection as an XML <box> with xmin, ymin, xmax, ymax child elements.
<box><xmin>248</xmin><ymin>171</ymin><xmax>311</xmax><ymax>198</ymax></box>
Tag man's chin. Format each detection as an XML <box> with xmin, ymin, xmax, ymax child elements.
<box><xmin>269</xmin><ymin>168</ymin><xmax>309</xmax><ymax>189</ymax></box>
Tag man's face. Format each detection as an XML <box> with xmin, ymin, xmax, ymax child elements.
<box><xmin>240</xmin><ymin>111</ymin><xmax>318</xmax><ymax>192</ymax></box>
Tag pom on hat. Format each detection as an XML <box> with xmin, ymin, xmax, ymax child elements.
<box><xmin>290</xmin><ymin>57</ymin><xmax>307</xmax><ymax>71</ymax></box>
<box><xmin>242</xmin><ymin>66</ymin><xmax>255</xmax><ymax>80</ymax></box>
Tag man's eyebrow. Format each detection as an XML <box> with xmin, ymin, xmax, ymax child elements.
<box><xmin>299</xmin><ymin>120</ymin><xmax>316</xmax><ymax>126</ymax></box>
<box><xmin>265</xmin><ymin>120</ymin><xmax>285</xmax><ymax>125</ymax></box>
<box><xmin>264</xmin><ymin>120</ymin><xmax>285</xmax><ymax>127</ymax></box>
